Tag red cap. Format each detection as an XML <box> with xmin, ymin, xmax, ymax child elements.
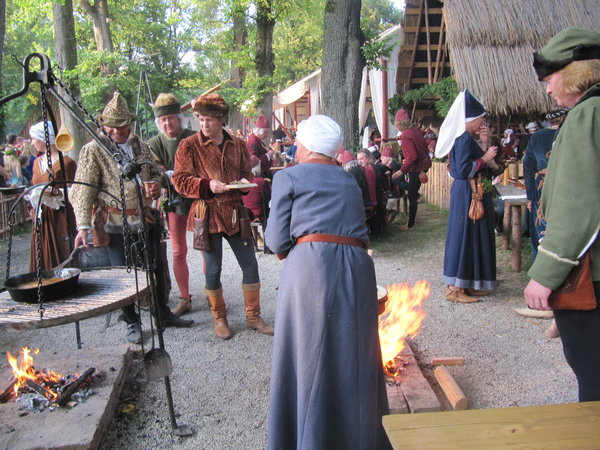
<box><xmin>394</xmin><ymin>109</ymin><xmax>409</xmax><ymax>122</ymax></box>
<box><xmin>339</xmin><ymin>150</ymin><xmax>355</xmax><ymax>165</ymax></box>
<box><xmin>335</xmin><ymin>146</ymin><xmax>346</xmax><ymax>155</ymax></box>
<box><xmin>255</xmin><ymin>114</ymin><xmax>270</xmax><ymax>129</ymax></box>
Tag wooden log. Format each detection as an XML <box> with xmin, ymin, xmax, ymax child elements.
<box><xmin>25</xmin><ymin>379</ymin><xmax>54</xmax><ymax>399</ymax></box>
<box><xmin>431</xmin><ymin>357</ymin><xmax>465</xmax><ymax>366</ymax></box>
<box><xmin>434</xmin><ymin>366</ymin><xmax>468</xmax><ymax>410</ymax></box>
<box><xmin>56</xmin><ymin>367</ymin><xmax>95</xmax><ymax>406</ymax></box>
<box><xmin>0</xmin><ymin>379</ymin><xmax>17</xmax><ymax>403</ymax></box>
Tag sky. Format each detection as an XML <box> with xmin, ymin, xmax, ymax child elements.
<box><xmin>392</xmin><ymin>0</ymin><xmax>406</xmax><ymax>10</ymax></box>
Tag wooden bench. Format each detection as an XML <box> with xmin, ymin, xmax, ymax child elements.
<box><xmin>383</xmin><ymin>401</ymin><xmax>600</xmax><ymax>449</ymax></box>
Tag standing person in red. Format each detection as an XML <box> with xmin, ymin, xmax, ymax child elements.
<box><xmin>357</xmin><ymin>150</ymin><xmax>386</xmax><ymax>239</ymax></box>
<box><xmin>172</xmin><ymin>94</ymin><xmax>273</xmax><ymax>339</ymax></box>
<box><xmin>246</xmin><ymin>114</ymin><xmax>272</xmax><ymax>178</ymax></box>
<box><xmin>392</xmin><ymin>108</ymin><xmax>431</xmax><ymax>229</ymax></box>
<box><xmin>147</xmin><ymin>93</ymin><xmax>196</xmax><ymax>317</ymax></box>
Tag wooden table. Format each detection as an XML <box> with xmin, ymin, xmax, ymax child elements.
<box><xmin>383</xmin><ymin>401</ymin><xmax>600</xmax><ymax>449</ymax></box>
<box><xmin>0</xmin><ymin>268</ymin><xmax>146</xmax><ymax>330</ymax></box>
<box><xmin>495</xmin><ymin>184</ymin><xmax>528</xmax><ymax>272</ymax></box>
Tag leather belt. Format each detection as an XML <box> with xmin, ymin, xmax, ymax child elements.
<box><xmin>296</xmin><ymin>233</ymin><xmax>367</xmax><ymax>249</ymax></box>
<box><xmin>106</xmin><ymin>204</ymin><xmax>147</xmax><ymax>216</ymax></box>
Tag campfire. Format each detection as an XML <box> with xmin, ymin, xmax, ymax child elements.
<box><xmin>1</xmin><ymin>347</ymin><xmax>95</xmax><ymax>412</ymax></box>
<box><xmin>378</xmin><ymin>281</ymin><xmax>430</xmax><ymax>378</ymax></box>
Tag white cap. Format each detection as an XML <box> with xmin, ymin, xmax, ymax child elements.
<box><xmin>296</xmin><ymin>115</ymin><xmax>342</xmax><ymax>158</ymax></box>
<box><xmin>29</xmin><ymin>121</ymin><xmax>56</xmax><ymax>145</ymax></box>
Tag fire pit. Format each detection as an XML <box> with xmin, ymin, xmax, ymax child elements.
<box><xmin>0</xmin><ymin>345</ymin><xmax>133</xmax><ymax>449</ymax></box>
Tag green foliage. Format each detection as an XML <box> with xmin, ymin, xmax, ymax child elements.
<box><xmin>388</xmin><ymin>77</ymin><xmax>459</xmax><ymax>119</ymax></box>
<box><xmin>361</xmin><ymin>36</ymin><xmax>395</xmax><ymax>70</ymax></box>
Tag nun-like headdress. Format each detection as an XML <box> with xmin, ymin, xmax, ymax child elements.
<box><xmin>434</xmin><ymin>90</ymin><xmax>485</xmax><ymax>158</ymax></box>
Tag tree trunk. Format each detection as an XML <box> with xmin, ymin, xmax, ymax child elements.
<box><xmin>0</xmin><ymin>0</ymin><xmax>6</xmax><ymax>137</ymax></box>
<box><xmin>79</xmin><ymin>0</ymin><xmax>113</xmax><ymax>52</ymax></box>
<box><xmin>229</xmin><ymin>1</ymin><xmax>247</xmax><ymax>131</ymax></box>
<box><xmin>321</xmin><ymin>0</ymin><xmax>365</xmax><ymax>148</ymax></box>
<box><xmin>254</xmin><ymin>0</ymin><xmax>275</xmax><ymax>127</ymax></box>
<box><xmin>53</xmin><ymin>0</ymin><xmax>86</xmax><ymax>161</ymax></box>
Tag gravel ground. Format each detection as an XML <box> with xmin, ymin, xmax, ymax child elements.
<box><xmin>0</xmin><ymin>203</ymin><xmax>576</xmax><ymax>449</ymax></box>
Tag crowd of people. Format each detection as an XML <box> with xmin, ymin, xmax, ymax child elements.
<box><xmin>1</xmin><ymin>24</ymin><xmax>598</xmax><ymax>449</ymax></box>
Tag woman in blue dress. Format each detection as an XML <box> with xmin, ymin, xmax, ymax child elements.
<box><xmin>265</xmin><ymin>115</ymin><xmax>391</xmax><ymax>450</ymax></box>
<box><xmin>435</xmin><ymin>91</ymin><xmax>498</xmax><ymax>303</ymax></box>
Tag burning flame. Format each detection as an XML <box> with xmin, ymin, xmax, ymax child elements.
<box><xmin>6</xmin><ymin>347</ymin><xmax>63</xmax><ymax>400</ymax></box>
<box><xmin>378</xmin><ymin>281</ymin><xmax>430</xmax><ymax>376</ymax></box>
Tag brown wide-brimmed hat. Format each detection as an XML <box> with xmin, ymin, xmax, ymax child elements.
<box><xmin>97</xmin><ymin>92</ymin><xmax>135</xmax><ymax>128</ymax></box>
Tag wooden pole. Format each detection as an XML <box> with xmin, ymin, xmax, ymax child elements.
<box><xmin>433</xmin><ymin>19</ymin><xmax>445</xmax><ymax>83</ymax></box>
<box><xmin>434</xmin><ymin>366</ymin><xmax>468</xmax><ymax>410</ymax></box>
<box><xmin>503</xmin><ymin>200</ymin><xmax>511</xmax><ymax>250</ymax></box>
<box><xmin>406</xmin><ymin>0</ymin><xmax>425</xmax><ymax>89</ymax></box>
<box><xmin>381</xmin><ymin>58</ymin><xmax>388</xmax><ymax>140</ymax></box>
<box><xmin>512</xmin><ymin>205</ymin><xmax>522</xmax><ymax>272</ymax></box>
<box><xmin>424</xmin><ymin>0</ymin><xmax>432</xmax><ymax>85</ymax></box>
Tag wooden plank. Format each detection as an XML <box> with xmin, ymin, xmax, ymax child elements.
<box><xmin>403</xmin><ymin>26</ymin><xmax>442</xmax><ymax>33</ymax></box>
<box><xmin>423</xmin><ymin>0</ymin><xmax>432</xmax><ymax>84</ymax></box>
<box><xmin>431</xmin><ymin>357</ymin><xmax>465</xmax><ymax>366</ymax></box>
<box><xmin>404</xmin><ymin>7</ymin><xmax>442</xmax><ymax>15</ymax></box>
<box><xmin>401</xmin><ymin>44</ymin><xmax>443</xmax><ymax>52</ymax></box>
<box><xmin>406</xmin><ymin>0</ymin><xmax>424</xmax><ymax>89</ymax></box>
<box><xmin>398</xmin><ymin>61</ymin><xmax>438</xmax><ymax>69</ymax></box>
<box><xmin>383</xmin><ymin>401</ymin><xmax>600</xmax><ymax>449</ymax></box>
<box><xmin>386</xmin><ymin>383</ymin><xmax>409</xmax><ymax>414</ymax></box>
<box><xmin>396</xmin><ymin>344</ymin><xmax>441</xmax><ymax>413</ymax></box>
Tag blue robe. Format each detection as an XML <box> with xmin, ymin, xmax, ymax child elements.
<box><xmin>265</xmin><ymin>161</ymin><xmax>391</xmax><ymax>450</ymax></box>
<box><xmin>443</xmin><ymin>132</ymin><xmax>497</xmax><ymax>290</ymax></box>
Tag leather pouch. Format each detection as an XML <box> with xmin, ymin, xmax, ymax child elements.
<box><xmin>193</xmin><ymin>202</ymin><xmax>210</xmax><ymax>251</ymax></box>
<box><xmin>549</xmin><ymin>251</ymin><xmax>597</xmax><ymax>310</ymax></box>
<box><xmin>468</xmin><ymin>175</ymin><xmax>485</xmax><ymax>221</ymax></box>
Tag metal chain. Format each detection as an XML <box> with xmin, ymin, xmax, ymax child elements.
<box><xmin>119</xmin><ymin>176</ymin><xmax>133</xmax><ymax>270</ymax></box>
<box><xmin>4</xmin><ymin>211</ymin><xmax>15</xmax><ymax>282</ymax></box>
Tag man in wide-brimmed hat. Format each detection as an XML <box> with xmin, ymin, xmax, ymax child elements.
<box><xmin>71</xmin><ymin>92</ymin><xmax>193</xmax><ymax>344</ymax></box>
<box><xmin>148</xmin><ymin>93</ymin><xmax>196</xmax><ymax>317</ymax></box>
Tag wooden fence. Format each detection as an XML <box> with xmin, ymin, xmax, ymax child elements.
<box><xmin>421</xmin><ymin>161</ymin><xmax>451</xmax><ymax>210</ymax></box>
<box><xmin>0</xmin><ymin>193</ymin><xmax>30</xmax><ymax>240</ymax></box>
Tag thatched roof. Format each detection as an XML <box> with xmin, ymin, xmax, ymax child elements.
<box><xmin>443</xmin><ymin>0</ymin><xmax>600</xmax><ymax>116</ymax></box>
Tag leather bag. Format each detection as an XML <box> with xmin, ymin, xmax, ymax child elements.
<box><xmin>549</xmin><ymin>251</ymin><xmax>597</xmax><ymax>310</ymax></box>
<box><xmin>193</xmin><ymin>203</ymin><xmax>210</xmax><ymax>251</ymax></box>
<box><xmin>468</xmin><ymin>175</ymin><xmax>485</xmax><ymax>221</ymax></box>
<box><xmin>419</xmin><ymin>171</ymin><xmax>428</xmax><ymax>184</ymax></box>
<box><xmin>238</xmin><ymin>204</ymin><xmax>253</xmax><ymax>241</ymax></box>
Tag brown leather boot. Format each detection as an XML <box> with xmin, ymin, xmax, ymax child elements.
<box><xmin>171</xmin><ymin>296</ymin><xmax>192</xmax><ymax>317</ymax></box>
<box><xmin>445</xmin><ymin>286</ymin><xmax>478</xmax><ymax>303</ymax></box>
<box><xmin>205</xmin><ymin>288</ymin><xmax>232</xmax><ymax>339</ymax></box>
<box><xmin>242</xmin><ymin>283</ymin><xmax>274</xmax><ymax>335</ymax></box>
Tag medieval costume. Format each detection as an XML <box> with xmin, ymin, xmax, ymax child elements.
<box><xmin>71</xmin><ymin>92</ymin><xmax>192</xmax><ymax>344</ymax></box>
<box><xmin>246</xmin><ymin>114</ymin><xmax>272</xmax><ymax>178</ymax></box>
<box><xmin>148</xmin><ymin>93</ymin><xmax>196</xmax><ymax>316</ymax></box>
<box><xmin>436</xmin><ymin>90</ymin><xmax>497</xmax><ymax>301</ymax></box>
<box><xmin>28</xmin><ymin>121</ymin><xmax>77</xmax><ymax>271</ymax></box>
<box><xmin>172</xmin><ymin>93</ymin><xmax>272</xmax><ymax>339</ymax></box>
<box><xmin>266</xmin><ymin>115</ymin><xmax>391</xmax><ymax>450</ymax></box>
<box><xmin>527</xmin><ymin>27</ymin><xmax>600</xmax><ymax>401</ymax></box>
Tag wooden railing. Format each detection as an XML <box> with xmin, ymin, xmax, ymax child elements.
<box><xmin>420</xmin><ymin>161</ymin><xmax>451</xmax><ymax>210</ymax></box>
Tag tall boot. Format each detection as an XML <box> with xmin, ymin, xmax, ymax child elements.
<box><xmin>242</xmin><ymin>283</ymin><xmax>274</xmax><ymax>335</ymax></box>
<box><xmin>205</xmin><ymin>287</ymin><xmax>232</xmax><ymax>340</ymax></box>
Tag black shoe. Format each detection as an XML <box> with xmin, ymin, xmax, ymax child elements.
<box><xmin>126</xmin><ymin>323</ymin><xmax>142</xmax><ymax>344</ymax></box>
<box><xmin>163</xmin><ymin>312</ymin><xmax>194</xmax><ymax>328</ymax></box>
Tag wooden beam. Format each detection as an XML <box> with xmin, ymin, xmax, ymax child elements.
<box><xmin>398</xmin><ymin>61</ymin><xmax>439</xmax><ymax>69</ymax></box>
<box><xmin>403</xmin><ymin>26</ymin><xmax>442</xmax><ymax>33</ymax></box>
<box><xmin>431</xmin><ymin>357</ymin><xmax>465</xmax><ymax>366</ymax></box>
<box><xmin>396</xmin><ymin>344</ymin><xmax>441</xmax><ymax>413</ymax></box>
<box><xmin>406</xmin><ymin>0</ymin><xmax>425</xmax><ymax>89</ymax></box>
<box><xmin>434</xmin><ymin>366</ymin><xmax>468</xmax><ymax>411</ymax></box>
<box><xmin>401</xmin><ymin>44</ymin><xmax>443</xmax><ymax>51</ymax></box>
<box><xmin>424</xmin><ymin>0</ymin><xmax>432</xmax><ymax>84</ymax></box>
<box><xmin>433</xmin><ymin>19</ymin><xmax>446</xmax><ymax>83</ymax></box>
<box><xmin>404</xmin><ymin>7</ymin><xmax>442</xmax><ymax>14</ymax></box>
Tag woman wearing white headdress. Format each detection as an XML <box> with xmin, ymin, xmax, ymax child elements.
<box><xmin>436</xmin><ymin>91</ymin><xmax>498</xmax><ymax>303</ymax></box>
<box><xmin>266</xmin><ymin>115</ymin><xmax>391</xmax><ymax>449</ymax></box>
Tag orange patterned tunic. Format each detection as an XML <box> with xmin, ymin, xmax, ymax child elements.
<box><xmin>172</xmin><ymin>130</ymin><xmax>252</xmax><ymax>235</ymax></box>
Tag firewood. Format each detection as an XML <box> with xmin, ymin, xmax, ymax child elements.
<box><xmin>56</xmin><ymin>367</ymin><xmax>95</xmax><ymax>406</ymax></box>
<box><xmin>431</xmin><ymin>357</ymin><xmax>465</xmax><ymax>366</ymax></box>
<box><xmin>0</xmin><ymin>379</ymin><xmax>17</xmax><ymax>403</ymax></box>
<box><xmin>434</xmin><ymin>366</ymin><xmax>468</xmax><ymax>410</ymax></box>
<box><xmin>25</xmin><ymin>379</ymin><xmax>55</xmax><ymax>399</ymax></box>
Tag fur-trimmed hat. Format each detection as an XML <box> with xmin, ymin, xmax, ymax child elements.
<box><xmin>533</xmin><ymin>27</ymin><xmax>600</xmax><ymax>80</ymax></box>
<box><xmin>193</xmin><ymin>93</ymin><xmax>229</xmax><ymax>121</ymax></box>
<box><xmin>153</xmin><ymin>93</ymin><xmax>181</xmax><ymax>118</ymax></box>
<box><xmin>97</xmin><ymin>92</ymin><xmax>134</xmax><ymax>128</ymax></box>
